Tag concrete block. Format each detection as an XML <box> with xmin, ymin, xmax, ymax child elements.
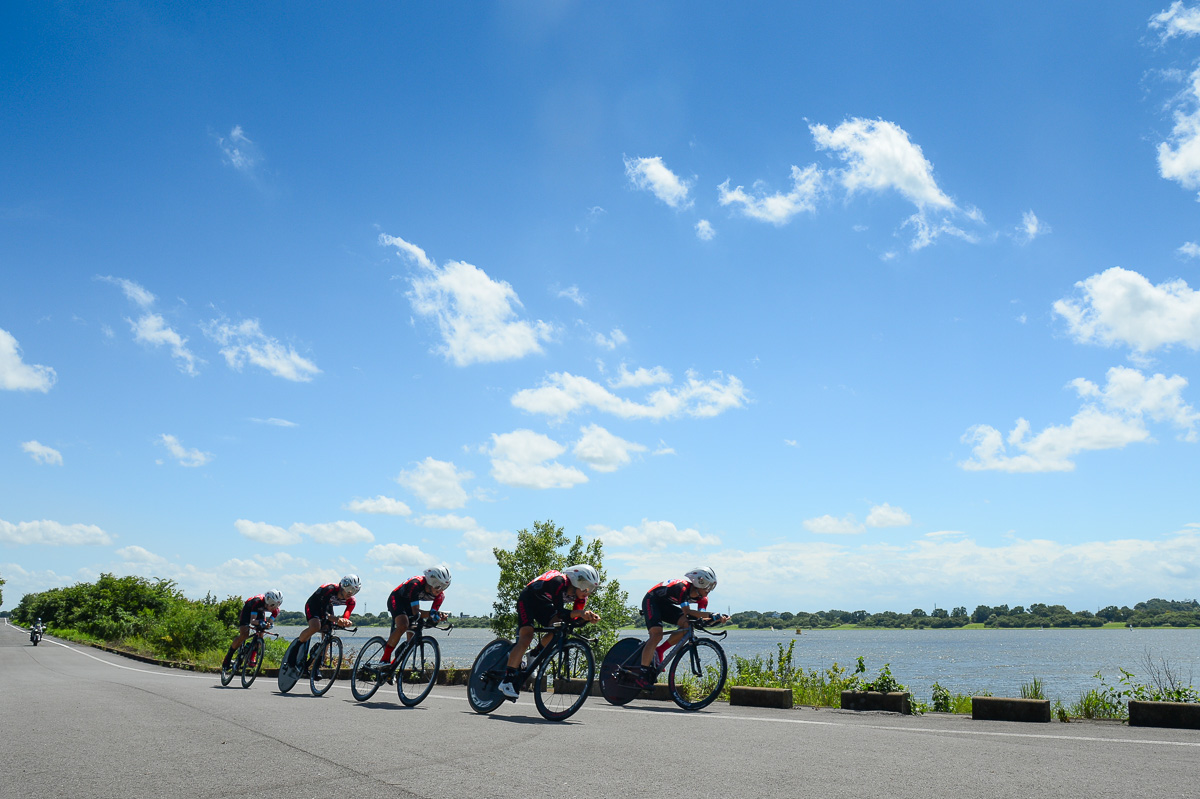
<box><xmin>841</xmin><ymin>691</ymin><xmax>911</xmax><ymax>714</ymax></box>
<box><xmin>971</xmin><ymin>696</ymin><xmax>1050</xmax><ymax>723</ymax></box>
<box><xmin>1129</xmin><ymin>700</ymin><xmax>1200</xmax><ymax>730</ymax></box>
<box><xmin>730</xmin><ymin>686</ymin><xmax>793</xmax><ymax>709</ymax></box>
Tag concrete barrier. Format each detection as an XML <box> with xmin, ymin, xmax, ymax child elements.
<box><xmin>971</xmin><ymin>697</ymin><xmax>1050</xmax><ymax>723</ymax></box>
<box><xmin>840</xmin><ymin>691</ymin><xmax>911</xmax><ymax>714</ymax></box>
<box><xmin>730</xmin><ymin>686</ymin><xmax>793</xmax><ymax>709</ymax></box>
<box><xmin>1129</xmin><ymin>700</ymin><xmax>1200</xmax><ymax>730</ymax></box>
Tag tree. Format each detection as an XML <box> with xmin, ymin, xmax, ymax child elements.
<box><xmin>951</xmin><ymin>606</ymin><xmax>967</xmax><ymax>619</ymax></box>
<box><xmin>491</xmin><ymin>520</ymin><xmax>633</xmax><ymax>656</ymax></box>
<box><xmin>0</xmin><ymin>571</ymin><xmax>5</xmax><ymax>609</ymax></box>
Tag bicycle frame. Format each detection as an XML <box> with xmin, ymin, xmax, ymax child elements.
<box><xmin>377</xmin><ymin>616</ymin><xmax>454</xmax><ymax>679</ymax></box>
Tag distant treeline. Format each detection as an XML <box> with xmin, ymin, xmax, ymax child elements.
<box><xmin>274</xmin><ymin>610</ymin><xmax>493</xmax><ymax>628</ymax></box>
<box><xmin>733</xmin><ymin>598</ymin><xmax>1200</xmax><ymax>629</ymax></box>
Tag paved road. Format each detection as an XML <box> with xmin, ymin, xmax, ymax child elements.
<box><xmin>2</xmin><ymin>619</ymin><xmax>1198</xmax><ymax>799</ymax></box>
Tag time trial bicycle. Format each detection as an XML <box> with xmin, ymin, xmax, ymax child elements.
<box><xmin>220</xmin><ymin>621</ymin><xmax>278</xmax><ymax>688</ymax></box>
<box><xmin>599</xmin><ymin>619</ymin><xmax>728</xmax><ymax>711</ymax></box>
<box><xmin>277</xmin><ymin>621</ymin><xmax>358</xmax><ymax>696</ymax></box>
<box><xmin>467</xmin><ymin>617</ymin><xmax>595</xmax><ymax>722</ymax></box>
<box><xmin>350</xmin><ymin>614</ymin><xmax>453</xmax><ymax>705</ymax></box>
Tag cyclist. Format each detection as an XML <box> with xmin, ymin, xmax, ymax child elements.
<box><xmin>636</xmin><ymin>567</ymin><xmax>729</xmax><ymax>688</ymax></box>
<box><xmin>222</xmin><ymin>590</ymin><xmax>282</xmax><ymax>671</ymax></box>
<box><xmin>381</xmin><ymin>566</ymin><xmax>452</xmax><ymax>664</ymax></box>
<box><xmin>298</xmin><ymin>575</ymin><xmax>361</xmax><ymax>645</ymax></box>
<box><xmin>497</xmin><ymin>564</ymin><xmax>601</xmax><ymax>700</ymax></box>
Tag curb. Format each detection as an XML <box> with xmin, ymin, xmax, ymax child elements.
<box><xmin>971</xmin><ymin>697</ymin><xmax>1050</xmax><ymax>723</ymax></box>
<box><xmin>1129</xmin><ymin>700</ymin><xmax>1200</xmax><ymax>730</ymax></box>
<box><xmin>730</xmin><ymin>686</ymin><xmax>794</xmax><ymax>709</ymax></box>
<box><xmin>841</xmin><ymin>691</ymin><xmax>911</xmax><ymax>714</ymax></box>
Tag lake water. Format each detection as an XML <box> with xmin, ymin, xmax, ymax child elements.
<box><xmin>272</xmin><ymin>625</ymin><xmax>1200</xmax><ymax>704</ymax></box>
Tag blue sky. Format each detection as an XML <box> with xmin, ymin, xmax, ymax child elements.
<box><xmin>4</xmin><ymin>2</ymin><xmax>1200</xmax><ymax>617</ymax></box>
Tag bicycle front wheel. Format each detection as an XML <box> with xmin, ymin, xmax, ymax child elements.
<box><xmin>310</xmin><ymin>637</ymin><xmax>343</xmax><ymax>697</ymax></box>
<box><xmin>351</xmin><ymin>637</ymin><xmax>387</xmax><ymax>702</ymax></box>
<box><xmin>667</xmin><ymin>639</ymin><xmax>727</xmax><ymax>711</ymax></box>
<box><xmin>220</xmin><ymin>652</ymin><xmax>236</xmax><ymax>686</ymax></box>
<box><xmin>533</xmin><ymin>639</ymin><xmax>595</xmax><ymax>722</ymax></box>
<box><xmin>599</xmin><ymin>637</ymin><xmax>644</xmax><ymax>706</ymax></box>
<box><xmin>240</xmin><ymin>638</ymin><xmax>265</xmax><ymax>688</ymax></box>
<box><xmin>398</xmin><ymin>635</ymin><xmax>441</xmax><ymax>706</ymax></box>
<box><xmin>467</xmin><ymin>639</ymin><xmax>512</xmax><ymax>714</ymax></box>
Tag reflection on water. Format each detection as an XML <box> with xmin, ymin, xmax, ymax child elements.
<box><xmin>271</xmin><ymin>625</ymin><xmax>1200</xmax><ymax>703</ymax></box>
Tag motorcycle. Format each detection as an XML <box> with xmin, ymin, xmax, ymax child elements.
<box><xmin>30</xmin><ymin>626</ymin><xmax>43</xmax><ymax>646</ymax></box>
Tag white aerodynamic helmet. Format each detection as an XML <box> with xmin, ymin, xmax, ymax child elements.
<box><xmin>563</xmin><ymin>564</ymin><xmax>601</xmax><ymax>592</ymax></box>
<box><xmin>340</xmin><ymin>574</ymin><xmax>362</xmax><ymax>595</ymax></box>
<box><xmin>424</xmin><ymin>565</ymin><xmax>452</xmax><ymax>591</ymax></box>
<box><xmin>684</xmin><ymin>567</ymin><xmax>717</xmax><ymax>590</ymax></box>
<box><xmin>263</xmin><ymin>590</ymin><xmax>283</xmax><ymax>609</ymax></box>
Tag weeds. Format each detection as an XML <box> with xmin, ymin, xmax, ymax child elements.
<box><xmin>1020</xmin><ymin>677</ymin><xmax>1045</xmax><ymax>700</ymax></box>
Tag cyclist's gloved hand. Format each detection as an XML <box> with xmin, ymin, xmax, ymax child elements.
<box><xmin>428</xmin><ymin>611</ymin><xmax>441</xmax><ymax>624</ymax></box>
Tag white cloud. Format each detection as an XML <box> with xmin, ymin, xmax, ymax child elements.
<box><xmin>488</xmin><ymin>429</ymin><xmax>588</xmax><ymax>489</ymax></box>
<box><xmin>865</xmin><ymin>503</ymin><xmax>912</xmax><ymax>528</ymax></box>
<box><xmin>1053</xmin><ymin>267</ymin><xmax>1200</xmax><ymax>352</ymax></box>
<box><xmin>129</xmin><ymin>314</ymin><xmax>199</xmax><ymax>376</ymax></box>
<box><xmin>811</xmin><ymin>118</ymin><xmax>955</xmax><ymax>211</ymax></box>
<box><xmin>1179</xmin><ymin>242</ymin><xmax>1200</xmax><ymax>259</ymax></box>
<box><xmin>718</xmin><ymin>164</ymin><xmax>824</xmax><ymax>225</ymax></box>
<box><xmin>397</xmin><ymin>457</ymin><xmax>473</xmax><ymax>510</ymax></box>
<box><xmin>365</xmin><ymin>542</ymin><xmax>438</xmax><ymax>573</ymax></box>
<box><xmin>959</xmin><ymin>365</ymin><xmax>1199</xmax><ymax>473</ymax></box>
<box><xmin>344</xmin><ymin>496</ymin><xmax>412</xmax><ymax>516</ymax></box>
<box><xmin>624</xmin><ymin>155</ymin><xmax>693</xmax><ymax>209</ymax></box>
<box><xmin>1151</xmin><ymin>2</ymin><xmax>1200</xmax><ymax>42</ymax></box>
<box><xmin>594</xmin><ymin>328</ymin><xmax>627</xmax><ymax>350</ymax></box>
<box><xmin>116</xmin><ymin>545</ymin><xmax>168</xmax><ymax>567</ymax></box>
<box><xmin>572</xmin><ymin>424</ymin><xmax>647</xmax><ymax>473</ymax></box>
<box><xmin>21</xmin><ymin>440</ymin><xmax>62</xmax><ymax>465</ymax></box>
<box><xmin>695</xmin><ymin>219</ymin><xmax>716</xmax><ymax>241</ymax></box>
<box><xmin>608</xmin><ymin>364</ymin><xmax>672</xmax><ymax>389</ymax></box>
<box><xmin>1015</xmin><ymin>210</ymin><xmax>1048</xmax><ymax>244</ymax></box>
<box><xmin>216</xmin><ymin>125</ymin><xmax>261</xmax><ymax>174</ymax></box>
<box><xmin>1157</xmin><ymin>67</ymin><xmax>1200</xmax><ymax>196</ymax></box>
<box><xmin>558</xmin><ymin>285</ymin><xmax>585</xmax><ymax>306</ymax></box>
<box><xmin>97</xmin><ymin>275</ymin><xmax>156</xmax><ymax>308</ymax></box>
<box><xmin>0</xmin><ymin>327</ymin><xmax>57</xmax><ymax>392</ymax></box>
<box><xmin>250</xmin><ymin>417</ymin><xmax>298</xmax><ymax>427</ymax></box>
<box><xmin>292</xmin><ymin>521</ymin><xmax>374</xmax><ymax>545</ymax></box>
<box><xmin>512</xmin><ymin>370</ymin><xmax>747</xmax><ymax>421</ymax></box>
<box><xmin>383</xmin><ymin>233</ymin><xmax>553</xmax><ymax>366</ymax></box>
<box><xmin>202</xmin><ymin>318</ymin><xmax>320</xmax><ymax>382</ymax></box>
<box><xmin>460</xmin><ymin>527</ymin><xmax>516</xmax><ymax>563</ymax></box>
<box><xmin>235</xmin><ymin>519</ymin><xmax>302</xmax><ymax>546</ymax></box>
<box><xmin>158</xmin><ymin>434</ymin><xmax>212</xmax><ymax>467</ymax></box>
<box><xmin>0</xmin><ymin>518</ymin><xmax>112</xmax><ymax>546</ymax></box>
<box><xmin>587</xmin><ymin>519</ymin><xmax>720</xmax><ymax>551</ymax></box>
<box><xmin>803</xmin><ymin>514</ymin><xmax>866</xmax><ymax>535</ymax></box>
<box><xmin>412</xmin><ymin>513</ymin><xmax>478</xmax><ymax>530</ymax></box>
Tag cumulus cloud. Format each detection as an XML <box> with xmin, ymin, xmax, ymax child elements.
<box><xmin>594</xmin><ymin>329</ymin><xmax>627</xmax><ymax>350</ymax></box>
<box><xmin>116</xmin><ymin>545</ymin><xmax>168</xmax><ymax>567</ymax></box>
<box><xmin>344</xmin><ymin>496</ymin><xmax>412</xmax><ymax>516</ymax></box>
<box><xmin>865</xmin><ymin>503</ymin><xmax>912</xmax><ymax>528</ymax></box>
<box><xmin>129</xmin><ymin>314</ymin><xmax>199</xmax><ymax>376</ymax></box>
<box><xmin>460</xmin><ymin>526</ymin><xmax>517</xmax><ymax>563</ymax></box>
<box><xmin>572</xmin><ymin>424</ymin><xmax>647</xmax><ymax>472</ymax></box>
<box><xmin>381</xmin><ymin>232</ymin><xmax>554</xmax><ymax>366</ymax></box>
<box><xmin>695</xmin><ymin>219</ymin><xmax>716</xmax><ymax>240</ymax></box>
<box><xmin>1151</xmin><ymin>2</ymin><xmax>1200</xmax><ymax>42</ymax></box>
<box><xmin>1053</xmin><ymin>267</ymin><xmax>1200</xmax><ymax>352</ymax></box>
<box><xmin>608</xmin><ymin>364</ymin><xmax>672</xmax><ymax>389</ymax></box>
<box><xmin>293</xmin><ymin>521</ymin><xmax>375</xmax><ymax>545</ymax></box>
<box><xmin>718</xmin><ymin>164</ymin><xmax>824</xmax><ymax>225</ymax></box>
<box><xmin>365</xmin><ymin>542</ymin><xmax>438</xmax><ymax>573</ymax></box>
<box><xmin>202</xmin><ymin>318</ymin><xmax>319</xmax><ymax>382</ymax></box>
<box><xmin>960</xmin><ymin>366</ymin><xmax>1197</xmax><ymax>472</ymax></box>
<box><xmin>487</xmin><ymin>429</ymin><xmax>588</xmax><ymax>489</ymax></box>
<box><xmin>0</xmin><ymin>518</ymin><xmax>112</xmax><ymax>546</ymax></box>
<box><xmin>157</xmin><ymin>434</ymin><xmax>212</xmax><ymax>467</ymax></box>
<box><xmin>803</xmin><ymin>514</ymin><xmax>866</xmax><ymax>535</ymax></box>
<box><xmin>21</xmin><ymin>440</ymin><xmax>62</xmax><ymax>465</ymax></box>
<box><xmin>235</xmin><ymin>520</ymin><xmax>302</xmax><ymax>546</ymax></box>
<box><xmin>1179</xmin><ymin>242</ymin><xmax>1200</xmax><ymax>259</ymax></box>
<box><xmin>512</xmin><ymin>370</ymin><xmax>747</xmax><ymax>421</ymax></box>
<box><xmin>0</xmin><ymin>327</ymin><xmax>57</xmax><ymax>392</ymax></box>
<box><xmin>587</xmin><ymin>519</ymin><xmax>720</xmax><ymax>550</ymax></box>
<box><xmin>1157</xmin><ymin>67</ymin><xmax>1200</xmax><ymax>197</ymax></box>
<box><xmin>624</xmin><ymin>155</ymin><xmax>694</xmax><ymax>209</ymax></box>
<box><xmin>412</xmin><ymin>513</ymin><xmax>479</xmax><ymax>530</ymax></box>
<box><xmin>397</xmin><ymin>457</ymin><xmax>473</xmax><ymax>510</ymax></box>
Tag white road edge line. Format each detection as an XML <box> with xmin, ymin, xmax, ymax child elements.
<box><xmin>44</xmin><ymin>638</ymin><xmax>211</xmax><ymax>679</ymax></box>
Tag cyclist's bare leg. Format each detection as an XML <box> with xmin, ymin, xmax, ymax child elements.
<box><xmin>506</xmin><ymin>624</ymin><xmax>537</xmax><ymax>669</ymax></box>
<box><xmin>383</xmin><ymin>614</ymin><xmax>410</xmax><ymax>661</ymax></box>
<box><xmin>297</xmin><ymin>617</ymin><xmax>322</xmax><ymax>643</ymax></box>
<box><xmin>641</xmin><ymin>618</ymin><xmax>689</xmax><ymax>667</ymax></box>
<box><xmin>223</xmin><ymin>624</ymin><xmax>250</xmax><ymax>666</ymax></box>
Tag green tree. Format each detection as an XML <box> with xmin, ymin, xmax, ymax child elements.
<box><xmin>491</xmin><ymin>520</ymin><xmax>633</xmax><ymax>655</ymax></box>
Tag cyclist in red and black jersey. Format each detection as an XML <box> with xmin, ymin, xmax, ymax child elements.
<box><xmin>637</xmin><ymin>567</ymin><xmax>728</xmax><ymax>687</ymax></box>
<box><xmin>298</xmin><ymin>574</ymin><xmax>361</xmax><ymax>645</ymax></box>
<box><xmin>497</xmin><ymin>564</ymin><xmax>601</xmax><ymax>700</ymax></box>
<box><xmin>381</xmin><ymin>566</ymin><xmax>452</xmax><ymax>664</ymax></box>
<box><xmin>222</xmin><ymin>590</ymin><xmax>282</xmax><ymax>670</ymax></box>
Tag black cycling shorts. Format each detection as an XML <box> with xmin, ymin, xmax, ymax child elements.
<box><xmin>387</xmin><ymin>591</ymin><xmax>419</xmax><ymax>621</ymax></box>
<box><xmin>516</xmin><ymin>586</ymin><xmax>559</xmax><ymax>629</ymax></box>
<box><xmin>238</xmin><ymin>605</ymin><xmax>265</xmax><ymax>627</ymax></box>
<box><xmin>642</xmin><ymin>593</ymin><xmax>685</xmax><ymax>630</ymax></box>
